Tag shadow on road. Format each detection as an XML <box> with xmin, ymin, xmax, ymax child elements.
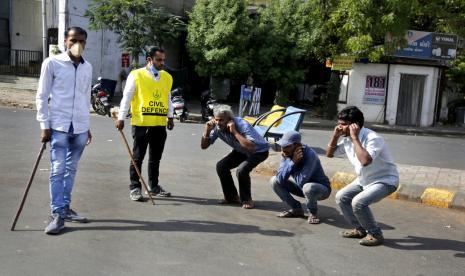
<box><xmin>254</xmin><ymin>201</ymin><xmax>395</xmax><ymax>231</ymax></box>
<box><xmin>384</xmin><ymin>236</ymin><xmax>465</xmax><ymax>258</ymax></box>
<box><xmin>68</xmin><ymin>219</ymin><xmax>295</xmax><ymax>237</ymax></box>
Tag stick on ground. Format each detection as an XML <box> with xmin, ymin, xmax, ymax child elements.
<box><xmin>11</xmin><ymin>142</ymin><xmax>46</xmax><ymax>231</ymax></box>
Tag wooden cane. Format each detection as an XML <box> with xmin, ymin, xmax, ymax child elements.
<box><xmin>11</xmin><ymin>142</ymin><xmax>47</xmax><ymax>231</ymax></box>
<box><xmin>112</xmin><ymin>112</ymin><xmax>155</xmax><ymax>205</ymax></box>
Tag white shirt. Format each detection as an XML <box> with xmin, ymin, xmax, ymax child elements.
<box><xmin>36</xmin><ymin>52</ymin><xmax>93</xmax><ymax>134</ymax></box>
<box><xmin>117</xmin><ymin>68</ymin><xmax>173</xmax><ymax>120</ymax></box>
<box><xmin>334</xmin><ymin>127</ymin><xmax>399</xmax><ymax>187</ymax></box>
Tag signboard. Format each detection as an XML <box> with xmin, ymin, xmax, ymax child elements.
<box><xmin>392</xmin><ymin>30</ymin><xmax>457</xmax><ymax>60</ymax></box>
<box><xmin>431</xmin><ymin>33</ymin><xmax>457</xmax><ymax>60</ymax></box>
<box><xmin>363</xmin><ymin>75</ymin><xmax>386</xmax><ymax>105</ymax></box>
<box><xmin>121</xmin><ymin>53</ymin><xmax>130</xmax><ymax>68</ymax></box>
<box><xmin>331</xmin><ymin>56</ymin><xmax>355</xmax><ymax>71</ymax></box>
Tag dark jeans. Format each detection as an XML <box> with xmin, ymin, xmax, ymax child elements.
<box><xmin>216</xmin><ymin>150</ymin><xmax>269</xmax><ymax>202</ymax></box>
<box><xmin>130</xmin><ymin>126</ymin><xmax>167</xmax><ymax>191</ymax></box>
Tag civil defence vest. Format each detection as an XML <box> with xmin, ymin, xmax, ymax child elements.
<box><xmin>130</xmin><ymin>68</ymin><xmax>173</xmax><ymax>126</ymax></box>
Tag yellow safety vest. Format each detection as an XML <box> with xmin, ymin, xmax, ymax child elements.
<box><xmin>130</xmin><ymin>68</ymin><xmax>173</xmax><ymax>126</ymax></box>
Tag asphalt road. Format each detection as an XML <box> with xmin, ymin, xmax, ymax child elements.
<box><xmin>0</xmin><ymin>107</ymin><xmax>464</xmax><ymax>276</ymax></box>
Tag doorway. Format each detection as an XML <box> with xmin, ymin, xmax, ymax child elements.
<box><xmin>396</xmin><ymin>74</ymin><xmax>426</xmax><ymax>126</ymax></box>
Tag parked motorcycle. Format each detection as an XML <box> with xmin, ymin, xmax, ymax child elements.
<box><xmin>200</xmin><ymin>89</ymin><xmax>219</xmax><ymax>121</ymax></box>
<box><xmin>91</xmin><ymin>77</ymin><xmax>112</xmax><ymax>117</ymax></box>
<box><xmin>171</xmin><ymin>88</ymin><xmax>189</xmax><ymax>122</ymax></box>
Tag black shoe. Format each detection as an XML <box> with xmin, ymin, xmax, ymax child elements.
<box><xmin>146</xmin><ymin>185</ymin><xmax>171</xmax><ymax>197</ymax></box>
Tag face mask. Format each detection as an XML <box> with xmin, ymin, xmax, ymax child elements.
<box><xmin>69</xmin><ymin>43</ymin><xmax>84</xmax><ymax>58</ymax></box>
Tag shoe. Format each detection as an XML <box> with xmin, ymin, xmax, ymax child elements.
<box><xmin>64</xmin><ymin>207</ymin><xmax>88</xmax><ymax>223</ymax></box>
<box><xmin>146</xmin><ymin>185</ymin><xmax>171</xmax><ymax>197</ymax></box>
<box><xmin>341</xmin><ymin>228</ymin><xmax>367</xmax><ymax>239</ymax></box>
<box><xmin>277</xmin><ymin>208</ymin><xmax>305</xmax><ymax>218</ymax></box>
<box><xmin>359</xmin><ymin>233</ymin><xmax>385</xmax><ymax>246</ymax></box>
<box><xmin>130</xmin><ymin>188</ymin><xmax>143</xmax><ymax>201</ymax></box>
<box><xmin>44</xmin><ymin>214</ymin><xmax>65</xmax><ymax>235</ymax></box>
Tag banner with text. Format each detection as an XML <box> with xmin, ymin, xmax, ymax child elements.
<box><xmin>363</xmin><ymin>75</ymin><xmax>386</xmax><ymax>105</ymax></box>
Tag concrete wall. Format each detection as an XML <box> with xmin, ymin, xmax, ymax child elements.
<box><xmin>386</xmin><ymin>64</ymin><xmax>439</xmax><ymax>126</ymax></box>
<box><xmin>0</xmin><ymin>0</ymin><xmax>10</xmax><ymax>19</ymax></box>
<box><xmin>338</xmin><ymin>63</ymin><xmax>388</xmax><ymax>123</ymax></box>
<box><xmin>338</xmin><ymin>63</ymin><xmax>440</xmax><ymax>127</ymax></box>
<box><xmin>10</xmin><ymin>0</ymin><xmax>58</xmax><ymax>51</ymax></box>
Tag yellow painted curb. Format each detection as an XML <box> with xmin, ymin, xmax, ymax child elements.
<box><xmin>420</xmin><ymin>188</ymin><xmax>455</xmax><ymax>208</ymax></box>
<box><xmin>330</xmin><ymin>172</ymin><xmax>356</xmax><ymax>190</ymax></box>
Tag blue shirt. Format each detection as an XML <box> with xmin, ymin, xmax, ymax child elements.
<box><xmin>333</xmin><ymin>127</ymin><xmax>399</xmax><ymax>187</ymax></box>
<box><xmin>276</xmin><ymin>145</ymin><xmax>330</xmax><ymax>188</ymax></box>
<box><xmin>209</xmin><ymin>117</ymin><xmax>270</xmax><ymax>155</ymax></box>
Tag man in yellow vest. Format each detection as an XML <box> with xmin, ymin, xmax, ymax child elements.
<box><xmin>116</xmin><ymin>46</ymin><xmax>174</xmax><ymax>201</ymax></box>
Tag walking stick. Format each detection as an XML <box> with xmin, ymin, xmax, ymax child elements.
<box><xmin>112</xmin><ymin>113</ymin><xmax>155</xmax><ymax>205</ymax></box>
<box><xmin>11</xmin><ymin>142</ymin><xmax>46</xmax><ymax>231</ymax></box>
<box><xmin>117</xmin><ymin>129</ymin><xmax>155</xmax><ymax>205</ymax></box>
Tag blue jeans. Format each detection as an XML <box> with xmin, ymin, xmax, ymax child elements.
<box><xmin>270</xmin><ymin>176</ymin><xmax>331</xmax><ymax>214</ymax></box>
<box><xmin>49</xmin><ymin>129</ymin><xmax>88</xmax><ymax>216</ymax></box>
<box><xmin>335</xmin><ymin>181</ymin><xmax>397</xmax><ymax>235</ymax></box>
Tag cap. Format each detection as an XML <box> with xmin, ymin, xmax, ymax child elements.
<box><xmin>276</xmin><ymin>130</ymin><xmax>301</xmax><ymax>148</ymax></box>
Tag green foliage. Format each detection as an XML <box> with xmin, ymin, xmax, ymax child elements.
<box><xmin>447</xmin><ymin>54</ymin><xmax>465</xmax><ymax>93</ymax></box>
<box><xmin>250</xmin><ymin>0</ymin><xmax>321</xmax><ymax>101</ymax></box>
<box><xmin>324</xmin><ymin>0</ymin><xmax>413</xmax><ymax>61</ymax></box>
<box><xmin>186</xmin><ymin>0</ymin><xmax>252</xmax><ymax>78</ymax></box>
<box><xmin>85</xmin><ymin>0</ymin><xmax>185</xmax><ymax>65</ymax></box>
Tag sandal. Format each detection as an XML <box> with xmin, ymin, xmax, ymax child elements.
<box><xmin>308</xmin><ymin>214</ymin><xmax>321</xmax><ymax>224</ymax></box>
<box><xmin>242</xmin><ymin>200</ymin><xmax>255</xmax><ymax>209</ymax></box>
<box><xmin>359</xmin><ymin>233</ymin><xmax>384</xmax><ymax>246</ymax></box>
<box><xmin>341</xmin><ymin>229</ymin><xmax>367</xmax><ymax>239</ymax></box>
<box><xmin>277</xmin><ymin>209</ymin><xmax>305</xmax><ymax>218</ymax></box>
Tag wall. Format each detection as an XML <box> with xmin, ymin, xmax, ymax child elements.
<box><xmin>10</xmin><ymin>0</ymin><xmax>58</xmax><ymax>51</ymax></box>
<box><xmin>338</xmin><ymin>62</ymin><xmax>440</xmax><ymax>126</ymax></box>
<box><xmin>386</xmin><ymin>64</ymin><xmax>439</xmax><ymax>126</ymax></box>
<box><xmin>338</xmin><ymin>63</ymin><xmax>388</xmax><ymax>123</ymax></box>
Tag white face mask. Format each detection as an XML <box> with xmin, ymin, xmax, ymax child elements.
<box><xmin>69</xmin><ymin>43</ymin><xmax>84</xmax><ymax>58</ymax></box>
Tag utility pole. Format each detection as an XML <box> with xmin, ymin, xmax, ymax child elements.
<box><xmin>42</xmin><ymin>0</ymin><xmax>47</xmax><ymax>59</ymax></box>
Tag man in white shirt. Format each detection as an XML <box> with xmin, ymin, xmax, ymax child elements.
<box><xmin>36</xmin><ymin>27</ymin><xmax>92</xmax><ymax>235</ymax></box>
<box><xmin>326</xmin><ymin>106</ymin><xmax>398</xmax><ymax>246</ymax></box>
<box><xmin>115</xmin><ymin>46</ymin><xmax>174</xmax><ymax>201</ymax></box>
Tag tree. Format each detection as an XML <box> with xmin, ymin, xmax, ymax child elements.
<box><xmin>251</xmin><ymin>0</ymin><xmax>320</xmax><ymax>104</ymax></box>
<box><xmin>186</xmin><ymin>0</ymin><xmax>252</xmax><ymax>78</ymax></box>
<box><xmin>85</xmin><ymin>0</ymin><xmax>185</xmax><ymax>66</ymax></box>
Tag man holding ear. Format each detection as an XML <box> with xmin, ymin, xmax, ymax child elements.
<box><xmin>326</xmin><ymin>106</ymin><xmax>398</xmax><ymax>246</ymax></box>
<box><xmin>201</xmin><ymin>104</ymin><xmax>269</xmax><ymax>209</ymax></box>
<box><xmin>270</xmin><ymin>131</ymin><xmax>330</xmax><ymax>224</ymax></box>
<box><xmin>116</xmin><ymin>46</ymin><xmax>174</xmax><ymax>201</ymax></box>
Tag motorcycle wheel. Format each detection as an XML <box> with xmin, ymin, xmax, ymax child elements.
<box><xmin>91</xmin><ymin>95</ymin><xmax>107</xmax><ymax>116</ymax></box>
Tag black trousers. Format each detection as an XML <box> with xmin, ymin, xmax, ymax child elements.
<box><xmin>129</xmin><ymin>126</ymin><xmax>167</xmax><ymax>191</ymax></box>
<box><xmin>216</xmin><ymin>150</ymin><xmax>269</xmax><ymax>202</ymax></box>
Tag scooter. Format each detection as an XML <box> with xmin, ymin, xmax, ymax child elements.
<box><xmin>91</xmin><ymin>77</ymin><xmax>112</xmax><ymax>117</ymax></box>
<box><xmin>200</xmin><ymin>89</ymin><xmax>219</xmax><ymax>121</ymax></box>
<box><xmin>171</xmin><ymin>88</ymin><xmax>189</xmax><ymax>122</ymax></box>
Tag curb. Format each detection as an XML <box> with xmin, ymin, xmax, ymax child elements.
<box><xmin>330</xmin><ymin>171</ymin><xmax>464</xmax><ymax>211</ymax></box>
